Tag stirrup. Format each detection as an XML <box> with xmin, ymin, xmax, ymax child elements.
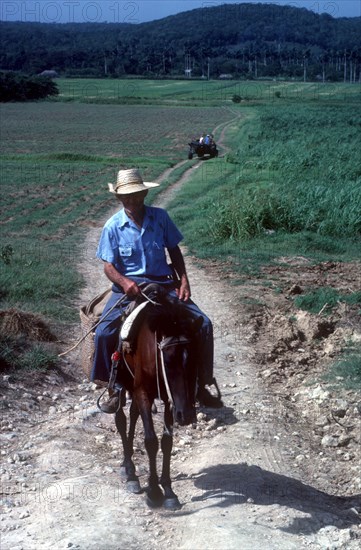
<box><xmin>97</xmin><ymin>387</ymin><xmax>124</xmax><ymax>414</ymax></box>
<box><xmin>197</xmin><ymin>378</ymin><xmax>223</xmax><ymax>408</ymax></box>
<box><xmin>210</xmin><ymin>377</ymin><xmax>222</xmax><ymax>400</ymax></box>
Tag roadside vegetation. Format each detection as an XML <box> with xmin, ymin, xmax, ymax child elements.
<box><xmin>294</xmin><ymin>289</ymin><xmax>361</xmax><ymax>315</ymax></box>
<box><xmin>0</xmin><ymin>80</ymin><xmax>360</xmax><ymax>383</ymax></box>
<box><xmin>169</xmin><ymin>90</ymin><xmax>360</xmax><ymax>258</ymax></box>
<box><xmin>325</xmin><ymin>342</ymin><xmax>361</xmax><ymax>390</ymax></box>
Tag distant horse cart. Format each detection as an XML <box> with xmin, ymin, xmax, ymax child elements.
<box><xmin>188</xmin><ymin>134</ymin><xmax>218</xmax><ymax>159</ymax></box>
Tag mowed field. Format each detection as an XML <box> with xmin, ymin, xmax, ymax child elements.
<box><xmin>0</xmin><ymin>79</ymin><xmax>360</xmax><ymax>328</ymax></box>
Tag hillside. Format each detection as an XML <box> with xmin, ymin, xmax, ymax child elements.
<box><xmin>0</xmin><ymin>3</ymin><xmax>360</xmax><ymax>79</ymax></box>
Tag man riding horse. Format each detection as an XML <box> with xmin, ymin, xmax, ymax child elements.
<box><xmin>91</xmin><ymin>168</ymin><xmax>222</xmax><ymax>413</ymax></box>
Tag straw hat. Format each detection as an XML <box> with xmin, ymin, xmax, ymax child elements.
<box><xmin>108</xmin><ymin>168</ymin><xmax>159</xmax><ymax>195</ymax></box>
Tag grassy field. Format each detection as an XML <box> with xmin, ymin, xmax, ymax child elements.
<box><xmin>55</xmin><ymin>78</ymin><xmax>361</xmax><ymax>105</ymax></box>
<box><xmin>1</xmin><ymin>79</ymin><xmax>360</xmax><ymax>372</ymax></box>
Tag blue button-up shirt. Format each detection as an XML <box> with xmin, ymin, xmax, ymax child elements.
<box><xmin>96</xmin><ymin>205</ymin><xmax>183</xmax><ymax>277</ymax></box>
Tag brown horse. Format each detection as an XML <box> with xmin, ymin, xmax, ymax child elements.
<box><xmin>114</xmin><ymin>284</ymin><xmax>202</xmax><ymax>509</ymax></box>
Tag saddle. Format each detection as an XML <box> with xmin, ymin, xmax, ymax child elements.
<box><xmin>120</xmin><ymin>301</ymin><xmax>150</xmax><ymax>352</ymax></box>
<box><xmin>120</xmin><ymin>283</ymin><xmax>169</xmax><ymax>354</ymax></box>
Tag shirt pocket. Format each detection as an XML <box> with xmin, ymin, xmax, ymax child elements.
<box><xmin>119</xmin><ymin>246</ymin><xmax>132</xmax><ymax>257</ymax></box>
<box><xmin>149</xmin><ymin>240</ymin><xmax>165</xmax><ymax>260</ymax></box>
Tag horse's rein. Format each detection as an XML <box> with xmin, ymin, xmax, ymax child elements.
<box><xmin>156</xmin><ymin>334</ymin><xmax>191</xmax><ymax>408</ymax></box>
<box><xmin>140</xmin><ymin>289</ymin><xmax>161</xmax><ymax>306</ymax></box>
<box><xmin>58</xmin><ymin>293</ymin><xmax>129</xmax><ymax>357</ymax></box>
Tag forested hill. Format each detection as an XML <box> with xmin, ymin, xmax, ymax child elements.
<box><xmin>1</xmin><ymin>3</ymin><xmax>360</xmax><ymax>80</ymax></box>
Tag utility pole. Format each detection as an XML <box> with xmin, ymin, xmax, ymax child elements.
<box><xmin>185</xmin><ymin>54</ymin><xmax>191</xmax><ymax>78</ymax></box>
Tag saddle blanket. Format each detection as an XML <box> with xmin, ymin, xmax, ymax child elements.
<box><xmin>120</xmin><ymin>301</ymin><xmax>150</xmax><ymax>341</ymax></box>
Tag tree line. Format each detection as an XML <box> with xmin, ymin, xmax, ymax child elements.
<box><xmin>0</xmin><ymin>3</ymin><xmax>360</xmax><ymax>82</ymax></box>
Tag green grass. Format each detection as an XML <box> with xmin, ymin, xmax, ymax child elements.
<box><xmin>0</xmin><ymin>102</ymin><xmax>231</xmax><ymax>160</ymax></box>
<box><xmin>55</xmin><ymin>78</ymin><xmax>361</xmax><ymax>106</ymax></box>
<box><xmin>1</xmin><ymin>79</ymin><xmax>361</xmax><ymax>372</ymax></box>
<box><xmin>167</xmin><ymin>98</ymin><xmax>361</xmax><ymax>273</ymax></box>
<box><xmin>294</xmin><ymin>288</ymin><xmax>361</xmax><ymax>315</ymax></box>
<box><xmin>325</xmin><ymin>342</ymin><xmax>361</xmax><ymax>391</ymax></box>
<box><xmin>56</xmin><ymin>78</ymin><xmax>249</xmax><ymax>105</ymax></box>
<box><xmin>0</xmin><ymin>335</ymin><xmax>58</xmax><ymax>374</ymax></box>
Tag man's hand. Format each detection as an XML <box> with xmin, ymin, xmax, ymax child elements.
<box><xmin>103</xmin><ymin>262</ymin><xmax>141</xmax><ymax>298</ymax></box>
<box><xmin>121</xmin><ymin>277</ymin><xmax>141</xmax><ymax>298</ymax></box>
<box><xmin>176</xmin><ymin>275</ymin><xmax>191</xmax><ymax>301</ymax></box>
<box><xmin>168</xmin><ymin>246</ymin><xmax>191</xmax><ymax>301</ymax></box>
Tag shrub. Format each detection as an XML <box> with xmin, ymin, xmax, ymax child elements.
<box><xmin>0</xmin><ymin>71</ymin><xmax>59</xmax><ymax>102</ymax></box>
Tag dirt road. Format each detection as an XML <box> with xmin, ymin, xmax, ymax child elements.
<box><xmin>1</xmin><ymin>133</ymin><xmax>360</xmax><ymax>549</ymax></box>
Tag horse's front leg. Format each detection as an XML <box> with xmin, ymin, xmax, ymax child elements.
<box><xmin>137</xmin><ymin>391</ymin><xmax>164</xmax><ymax>507</ymax></box>
<box><xmin>160</xmin><ymin>402</ymin><xmax>181</xmax><ymax>510</ymax></box>
<box><xmin>115</xmin><ymin>396</ymin><xmax>141</xmax><ymax>494</ymax></box>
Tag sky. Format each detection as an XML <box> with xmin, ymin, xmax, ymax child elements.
<box><xmin>0</xmin><ymin>0</ymin><xmax>360</xmax><ymax>24</ymax></box>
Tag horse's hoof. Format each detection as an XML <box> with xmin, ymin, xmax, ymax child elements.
<box><xmin>146</xmin><ymin>488</ymin><xmax>164</xmax><ymax>508</ymax></box>
<box><xmin>163</xmin><ymin>497</ymin><xmax>181</xmax><ymax>510</ymax></box>
<box><xmin>146</xmin><ymin>495</ymin><xmax>164</xmax><ymax>508</ymax></box>
<box><xmin>126</xmin><ymin>480</ymin><xmax>142</xmax><ymax>494</ymax></box>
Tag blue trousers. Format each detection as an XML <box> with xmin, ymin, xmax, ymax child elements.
<box><xmin>91</xmin><ymin>282</ymin><xmax>214</xmax><ymax>386</ymax></box>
